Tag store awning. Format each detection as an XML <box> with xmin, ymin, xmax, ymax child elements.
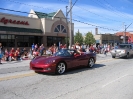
<box><xmin>35</xmin><ymin>11</ymin><xmax>56</xmax><ymax>19</ymax></box>
<box><xmin>0</xmin><ymin>26</ymin><xmax>43</xmax><ymax>33</ymax></box>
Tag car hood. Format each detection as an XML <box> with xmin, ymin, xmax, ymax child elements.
<box><xmin>32</xmin><ymin>55</ymin><xmax>59</xmax><ymax>64</ymax></box>
<box><xmin>111</xmin><ymin>48</ymin><xmax>125</xmax><ymax>52</ymax></box>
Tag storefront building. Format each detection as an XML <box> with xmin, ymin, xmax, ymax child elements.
<box><xmin>0</xmin><ymin>9</ymin><xmax>74</xmax><ymax>49</ymax></box>
<box><xmin>94</xmin><ymin>34</ymin><xmax>121</xmax><ymax>45</ymax></box>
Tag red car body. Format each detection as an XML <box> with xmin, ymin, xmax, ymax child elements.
<box><xmin>30</xmin><ymin>49</ymin><xmax>96</xmax><ymax>74</ymax></box>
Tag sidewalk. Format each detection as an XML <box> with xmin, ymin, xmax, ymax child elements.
<box><xmin>0</xmin><ymin>60</ymin><xmax>31</xmax><ymax>74</ymax></box>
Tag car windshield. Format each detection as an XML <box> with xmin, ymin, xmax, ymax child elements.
<box><xmin>119</xmin><ymin>45</ymin><xmax>130</xmax><ymax>49</ymax></box>
<box><xmin>53</xmin><ymin>49</ymin><xmax>74</xmax><ymax>57</ymax></box>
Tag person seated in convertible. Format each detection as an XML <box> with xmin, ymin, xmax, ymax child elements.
<box><xmin>74</xmin><ymin>49</ymin><xmax>83</xmax><ymax>57</ymax></box>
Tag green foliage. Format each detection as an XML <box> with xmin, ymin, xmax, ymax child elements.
<box><xmin>84</xmin><ymin>32</ymin><xmax>95</xmax><ymax>45</ymax></box>
<box><xmin>74</xmin><ymin>30</ymin><xmax>83</xmax><ymax>45</ymax></box>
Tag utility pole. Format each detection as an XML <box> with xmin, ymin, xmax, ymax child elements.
<box><xmin>69</xmin><ymin>0</ymin><xmax>72</xmax><ymax>48</ymax></box>
<box><xmin>123</xmin><ymin>23</ymin><xmax>132</xmax><ymax>43</ymax></box>
<box><xmin>123</xmin><ymin>22</ymin><xmax>125</xmax><ymax>43</ymax></box>
<box><xmin>124</xmin><ymin>25</ymin><xmax>126</xmax><ymax>43</ymax></box>
<box><xmin>66</xmin><ymin>0</ymin><xmax>78</xmax><ymax>48</ymax></box>
<box><xmin>66</xmin><ymin>6</ymin><xmax>68</xmax><ymax>48</ymax></box>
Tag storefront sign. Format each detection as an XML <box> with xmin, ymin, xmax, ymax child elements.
<box><xmin>0</xmin><ymin>17</ymin><xmax>29</xmax><ymax>25</ymax></box>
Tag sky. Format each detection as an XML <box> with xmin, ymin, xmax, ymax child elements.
<box><xmin>0</xmin><ymin>0</ymin><xmax>133</xmax><ymax>35</ymax></box>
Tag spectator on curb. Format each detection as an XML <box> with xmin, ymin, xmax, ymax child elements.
<box><xmin>4</xmin><ymin>48</ymin><xmax>9</xmax><ymax>61</ymax></box>
<box><xmin>39</xmin><ymin>44</ymin><xmax>45</xmax><ymax>56</ymax></box>
<box><xmin>31</xmin><ymin>43</ymin><xmax>35</xmax><ymax>53</ymax></box>
<box><xmin>0</xmin><ymin>43</ymin><xmax>3</xmax><ymax>64</ymax></box>
<box><xmin>9</xmin><ymin>48</ymin><xmax>15</xmax><ymax>61</ymax></box>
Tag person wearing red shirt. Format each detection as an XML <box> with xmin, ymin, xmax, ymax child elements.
<box><xmin>4</xmin><ymin>49</ymin><xmax>9</xmax><ymax>61</ymax></box>
<box><xmin>15</xmin><ymin>48</ymin><xmax>20</xmax><ymax>61</ymax></box>
<box><xmin>9</xmin><ymin>48</ymin><xmax>15</xmax><ymax>61</ymax></box>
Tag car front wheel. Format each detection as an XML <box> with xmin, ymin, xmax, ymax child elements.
<box><xmin>125</xmin><ymin>53</ymin><xmax>129</xmax><ymax>59</ymax></box>
<box><xmin>56</xmin><ymin>62</ymin><xmax>66</xmax><ymax>75</ymax></box>
<box><xmin>88</xmin><ymin>58</ymin><xmax>95</xmax><ymax>68</ymax></box>
<box><xmin>112</xmin><ymin>56</ymin><xmax>115</xmax><ymax>58</ymax></box>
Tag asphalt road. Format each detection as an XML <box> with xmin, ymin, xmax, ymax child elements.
<box><xmin>0</xmin><ymin>53</ymin><xmax>133</xmax><ymax>99</ymax></box>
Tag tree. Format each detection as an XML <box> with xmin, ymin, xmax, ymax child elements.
<box><xmin>84</xmin><ymin>32</ymin><xmax>95</xmax><ymax>45</ymax></box>
<box><xmin>74</xmin><ymin>30</ymin><xmax>83</xmax><ymax>44</ymax></box>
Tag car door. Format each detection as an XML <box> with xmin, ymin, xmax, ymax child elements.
<box><xmin>75</xmin><ymin>53</ymin><xmax>88</xmax><ymax>66</ymax></box>
<box><xmin>72</xmin><ymin>53</ymin><xmax>88</xmax><ymax>67</ymax></box>
<box><xmin>63</xmin><ymin>56</ymin><xmax>74</xmax><ymax>69</ymax></box>
<box><xmin>80</xmin><ymin>53</ymin><xmax>89</xmax><ymax>66</ymax></box>
<box><xmin>72</xmin><ymin>54</ymin><xmax>82</xmax><ymax>67</ymax></box>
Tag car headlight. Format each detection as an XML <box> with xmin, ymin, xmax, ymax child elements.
<box><xmin>121</xmin><ymin>50</ymin><xmax>125</xmax><ymax>53</ymax></box>
<box><xmin>45</xmin><ymin>60</ymin><xmax>55</xmax><ymax>64</ymax></box>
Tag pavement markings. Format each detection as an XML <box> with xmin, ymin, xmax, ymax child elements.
<box><xmin>96</xmin><ymin>58</ymin><xmax>114</xmax><ymax>63</ymax></box>
<box><xmin>0</xmin><ymin>58</ymin><xmax>115</xmax><ymax>81</ymax></box>
<box><xmin>102</xmin><ymin>74</ymin><xmax>128</xmax><ymax>88</ymax></box>
<box><xmin>0</xmin><ymin>72</ymin><xmax>36</xmax><ymax>81</ymax></box>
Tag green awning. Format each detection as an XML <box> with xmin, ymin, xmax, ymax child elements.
<box><xmin>0</xmin><ymin>26</ymin><xmax>43</xmax><ymax>33</ymax></box>
<box><xmin>35</xmin><ymin>11</ymin><xmax>56</xmax><ymax>19</ymax></box>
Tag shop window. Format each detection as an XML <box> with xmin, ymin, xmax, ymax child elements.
<box><xmin>17</xmin><ymin>36</ymin><xmax>23</xmax><ymax>42</ymax></box>
<box><xmin>54</xmin><ymin>24</ymin><xmax>67</xmax><ymax>33</ymax></box>
<box><xmin>1</xmin><ymin>35</ymin><xmax>7</xmax><ymax>39</ymax></box>
<box><xmin>0</xmin><ymin>34</ymin><xmax>15</xmax><ymax>47</ymax></box>
<box><xmin>17</xmin><ymin>36</ymin><xmax>42</xmax><ymax>47</ymax></box>
<box><xmin>47</xmin><ymin>36</ymin><xmax>53</xmax><ymax>47</ymax></box>
<box><xmin>7</xmin><ymin>42</ymin><xmax>15</xmax><ymax>47</ymax></box>
<box><xmin>12</xmin><ymin>35</ymin><xmax>15</xmax><ymax>39</ymax></box>
<box><xmin>23</xmin><ymin>36</ymin><xmax>29</xmax><ymax>42</ymax></box>
<box><xmin>8</xmin><ymin>35</ymin><xmax>12</xmax><ymax>39</ymax></box>
<box><xmin>47</xmin><ymin>36</ymin><xmax>64</xmax><ymax>47</ymax></box>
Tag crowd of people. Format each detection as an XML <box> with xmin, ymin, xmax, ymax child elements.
<box><xmin>0</xmin><ymin>42</ymin><xmax>112</xmax><ymax>64</ymax></box>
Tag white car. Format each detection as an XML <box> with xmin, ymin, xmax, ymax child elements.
<box><xmin>110</xmin><ymin>44</ymin><xmax>133</xmax><ymax>58</ymax></box>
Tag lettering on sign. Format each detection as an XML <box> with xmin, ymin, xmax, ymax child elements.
<box><xmin>0</xmin><ymin>17</ymin><xmax>29</xmax><ymax>25</ymax></box>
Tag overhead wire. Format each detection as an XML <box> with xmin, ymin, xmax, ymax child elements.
<box><xmin>1</xmin><ymin>0</ymin><xmax>126</xmax><ymax>31</ymax></box>
<box><xmin>0</xmin><ymin>7</ymin><xmax>119</xmax><ymax>31</ymax></box>
<box><xmin>2</xmin><ymin>0</ymin><xmax>131</xmax><ymax>29</ymax></box>
<box><xmin>57</xmin><ymin>0</ymin><xmax>123</xmax><ymax>31</ymax></box>
<box><xmin>58</xmin><ymin>0</ymin><xmax>123</xmax><ymax>23</ymax></box>
<box><xmin>2</xmin><ymin>0</ymin><xmax>124</xmax><ymax>25</ymax></box>
<box><xmin>3</xmin><ymin>0</ymin><xmax>55</xmax><ymax>11</ymax></box>
<box><xmin>102</xmin><ymin>0</ymin><xmax>133</xmax><ymax>20</ymax></box>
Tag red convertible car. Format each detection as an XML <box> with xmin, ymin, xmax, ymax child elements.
<box><xmin>30</xmin><ymin>49</ymin><xmax>96</xmax><ymax>75</ymax></box>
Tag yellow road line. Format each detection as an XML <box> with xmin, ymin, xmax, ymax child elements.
<box><xmin>96</xmin><ymin>58</ymin><xmax>114</xmax><ymax>63</ymax></box>
<box><xmin>0</xmin><ymin>72</ymin><xmax>36</xmax><ymax>81</ymax></box>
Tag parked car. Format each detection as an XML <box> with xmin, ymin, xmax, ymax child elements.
<box><xmin>30</xmin><ymin>49</ymin><xmax>96</xmax><ymax>75</ymax></box>
<box><xmin>110</xmin><ymin>43</ymin><xmax>133</xmax><ymax>58</ymax></box>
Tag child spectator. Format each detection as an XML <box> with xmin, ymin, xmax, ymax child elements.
<box><xmin>33</xmin><ymin>49</ymin><xmax>39</xmax><ymax>59</ymax></box>
<box><xmin>15</xmin><ymin>48</ymin><xmax>20</xmax><ymax>61</ymax></box>
<box><xmin>9</xmin><ymin>48</ymin><xmax>15</xmax><ymax>61</ymax></box>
